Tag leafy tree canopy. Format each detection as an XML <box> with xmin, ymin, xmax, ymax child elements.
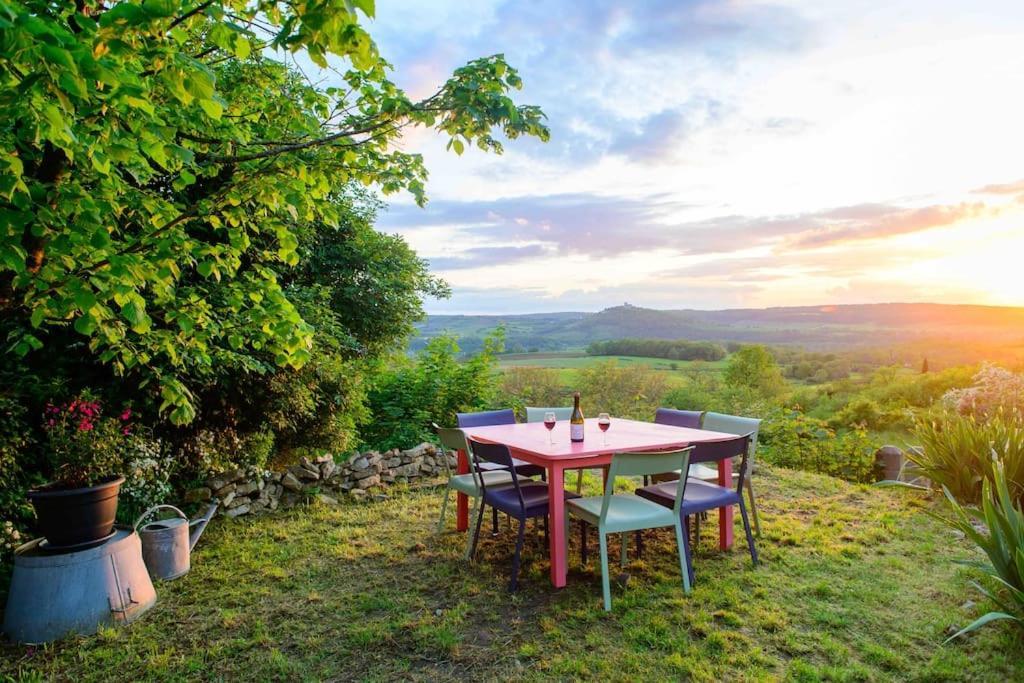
<box><xmin>0</xmin><ymin>0</ymin><xmax>548</xmax><ymax>422</ymax></box>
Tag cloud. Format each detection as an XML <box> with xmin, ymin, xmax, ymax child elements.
<box><xmin>608</xmin><ymin>100</ymin><xmax>726</xmax><ymax>162</ymax></box>
<box><xmin>973</xmin><ymin>178</ymin><xmax>1024</xmax><ymax>195</ymax></box>
<box><xmin>427</xmin><ymin>244</ymin><xmax>549</xmax><ymax>270</ymax></box>
<box><xmin>785</xmin><ymin>202</ymin><xmax>988</xmax><ymax>248</ymax></box>
<box><xmin>383</xmin><ymin>193</ymin><xmax>993</xmax><ymax>267</ymax></box>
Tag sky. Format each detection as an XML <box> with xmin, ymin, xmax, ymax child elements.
<box><xmin>360</xmin><ymin>0</ymin><xmax>1024</xmax><ymax>314</ymax></box>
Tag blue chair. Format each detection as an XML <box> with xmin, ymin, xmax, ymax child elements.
<box><xmin>467</xmin><ymin>438</ymin><xmax>580</xmax><ymax>591</ymax></box>
<box><xmin>636</xmin><ymin>433</ymin><xmax>759</xmax><ymax>585</ymax></box>
<box><xmin>694</xmin><ymin>412</ymin><xmax>763</xmax><ymax>536</ymax></box>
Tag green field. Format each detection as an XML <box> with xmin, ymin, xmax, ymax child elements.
<box><xmin>497</xmin><ymin>352</ymin><xmax>727</xmax><ymax>388</ymax></box>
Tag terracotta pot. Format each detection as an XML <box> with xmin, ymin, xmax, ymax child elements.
<box><xmin>27</xmin><ymin>475</ymin><xmax>125</xmax><ymax>548</ymax></box>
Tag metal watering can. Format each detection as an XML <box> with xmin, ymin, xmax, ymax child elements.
<box><xmin>134</xmin><ymin>503</ymin><xmax>217</xmax><ymax>581</ymax></box>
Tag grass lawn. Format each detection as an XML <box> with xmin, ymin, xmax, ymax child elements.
<box><xmin>498</xmin><ymin>353</ymin><xmax>728</xmax><ymax>389</ymax></box>
<box><xmin>2</xmin><ymin>467</ymin><xmax>1022</xmax><ymax>681</ymax></box>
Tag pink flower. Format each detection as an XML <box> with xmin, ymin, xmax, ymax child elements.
<box><xmin>120</xmin><ymin>408</ymin><xmax>132</xmax><ymax>421</ymax></box>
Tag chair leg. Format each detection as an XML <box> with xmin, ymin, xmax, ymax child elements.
<box><xmin>739</xmin><ymin>500</ymin><xmax>759</xmax><ymax>566</ymax></box>
<box><xmin>680</xmin><ymin>516</ymin><xmax>695</xmax><ymax>586</ymax></box>
<box><xmin>746</xmin><ymin>479</ymin><xmax>762</xmax><ymax>537</ymax></box>
<box><xmin>619</xmin><ymin>532</ymin><xmax>628</xmax><ymax>569</ymax></box>
<box><xmin>543</xmin><ymin>514</ymin><xmax>549</xmax><ymax>546</ymax></box>
<box><xmin>469</xmin><ymin>497</ymin><xmax>486</xmax><ymax>561</ymax></box>
<box><xmin>436</xmin><ymin>485</ymin><xmax>451</xmax><ymax>533</ymax></box>
<box><xmin>463</xmin><ymin>498</ymin><xmax>478</xmax><ymax>559</ymax></box>
<box><xmin>491</xmin><ymin>506</ymin><xmax>499</xmax><ymax>537</ymax></box>
<box><xmin>693</xmin><ymin>514</ymin><xmax>701</xmax><ymax>548</ymax></box>
<box><xmin>580</xmin><ymin>520</ymin><xmax>588</xmax><ymax>566</ymax></box>
<box><xmin>509</xmin><ymin>517</ymin><xmax>527</xmax><ymax>592</ymax></box>
<box><xmin>575</xmin><ymin>469</ymin><xmax>584</xmax><ymax>495</ymax></box>
<box><xmin>599</xmin><ymin>531</ymin><xmax>612</xmax><ymax>611</ymax></box>
<box><xmin>673</xmin><ymin>521</ymin><xmax>692</xmax><ymax>594</ymax></box>
<box><xmin>635</xmin><ymin>529</ymin><xmax>644</xmax><ymax>559</ymax></box>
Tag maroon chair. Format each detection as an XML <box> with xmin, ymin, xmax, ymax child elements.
<box><xmin>467</xmin><ymin>438</ymin><xmax>579</xmax><ymax>591</ymax></box>
<box><xmin>635</xmin><ymin>433</ymin><xmax>758</xmax><ymax>585</ymax></box>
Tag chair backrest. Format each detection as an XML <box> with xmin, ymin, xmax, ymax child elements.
<box><xmin>603</xmin><ymin>447</ymin><xmax>694</xmax><ymax>519</ymax></box>
<box><xmin>689</xmin><ymin>433</ymin><xmax>754</xmax><ymax>492</ymax></box>
<box><xmin>466</xmin><ymin>437</ymin><xmax>528</xmax><ymax>509</ymax></box>
<box><xmin>525</xmin><ymin>406</ymin><xmax>573</xmax><ymax>423</ymax></box>
<box><xmin>701</xmin><ymin>412</ymin><xmax>762</xmax><ymax>468</ymax></box>
<box><xmin>433</xmin><ymin>423</ymin><xmax>468</xmax><ymax>481</ymax></box>
<box><xmin>456</xmin><ymin>408</ymin><xmax>517</xmax><ymax>428</ymax></box>
<box><xmin>654</xmin><ymin>407</ymin><xmax>704</xmax><ymax>429</ymax></box>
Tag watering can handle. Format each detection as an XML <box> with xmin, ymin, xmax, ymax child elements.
<box><xmin>134</xmin><ymin>504</ymin><xmax>188</xmax><ymax>532</ymax></box>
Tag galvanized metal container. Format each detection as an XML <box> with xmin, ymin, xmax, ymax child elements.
<box><xmin>2</xmin><ymin>527</ymin><xmax>156</xmax><ymax>644</ymax></box>
<box><xmin>135</xmin><ymin>503</ymin><xmax>216</xmax><ymax>581</ymax></box>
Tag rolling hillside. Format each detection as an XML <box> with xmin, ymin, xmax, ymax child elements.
<box><xmin>412</xmin><ymin>303</ymin><xmax>1024</xmax><ymax>358</ymax></box>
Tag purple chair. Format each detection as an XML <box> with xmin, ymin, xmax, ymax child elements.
<box><xmin>654</xmin><ymin>407</ymin><xmax>704</xmax><ymax>429</ymax></box>
<box><xmin>456</xmin><ymin>409</ymin><xmax>546</xmax><ymax>479</ymax></box>
<box><xmin>467</xmin><ymin>438</ymin><xmax>580</xmax><ymax>591</ymax></box>
<box><xmin>635</xmin><ymin>433</ymin><xmax>758</xmax><ymax>585</ymax></box>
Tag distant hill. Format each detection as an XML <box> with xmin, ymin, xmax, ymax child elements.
<box><xmin>412</xmin><ymin>303</ymin><xmax>1024</xmax><ymax>358</ymax></box>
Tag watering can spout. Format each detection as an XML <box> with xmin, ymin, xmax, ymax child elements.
<box><xmin>188</xmin><ymin>503</ymin><xmax>218</xmax><ymax>551</ymax></box>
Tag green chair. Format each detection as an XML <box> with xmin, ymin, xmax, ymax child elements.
<box><xmin>434</xmin><ymin>424</ymin><xmax>525</xmax><ymax>558</ymax></box>
<box><xmin>692</xmin><ymin>412</ymin><xmax>763</xmax><ymax>536</ymax></box>
<box><xmin>525</xmin><ymin>406</ymin><xmax>591</xmax><ymax>493</ymax></box>
<box><xmin>564</xmin><ymin>447</ymin><xmax>695</xmax><ymax>611</ymax></box>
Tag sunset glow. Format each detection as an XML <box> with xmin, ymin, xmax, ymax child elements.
<box><xmin>367</xmin><ymin>1</ymin><xmax>1024</xmax><ymax>313</ymax></box>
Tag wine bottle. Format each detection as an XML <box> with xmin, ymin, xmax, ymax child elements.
<box><xmin>570</xmin><ymin>391</ymin><xmax>585</xmax><ymax>442</ymax></box>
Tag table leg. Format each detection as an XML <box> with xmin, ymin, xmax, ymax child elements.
<box><xmin>718</xmin><ymin>458</ymin><xmax>734</xmax><ymax>550</ymax></box>
<box><xmin>456</xmin><ymin>448</ymin><xmax>469</xmax><ymax>532</ymax></box>
<box><xmin>548</xmin><ymin>463</ymin><xmax>567</xmax><ymax>588</ymax></box>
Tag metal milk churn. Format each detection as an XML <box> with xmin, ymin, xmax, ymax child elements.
<box><xmin>135</xmin><ymin>503</ymin><xmax>217</xmax><ymax>581</ymax></box>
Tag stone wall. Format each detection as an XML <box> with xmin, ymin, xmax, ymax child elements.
<box><xmin>184</xmin><ymin>443</ymin><xmax>452</xmax><ymax>518</ymax></box>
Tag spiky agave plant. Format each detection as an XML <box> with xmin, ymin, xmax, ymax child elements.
<box><xmin>941</xmin><ymin>457</ymin><xmax>1024</xmax><ymax>641</ymax></box>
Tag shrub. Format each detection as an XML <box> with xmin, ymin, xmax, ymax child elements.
<box><xmin>724</xmin><ymin>345</ymin><xmax>785</xmax><ymax>397</ymax></box>
<box><xmin>362</xmin><ymin>332</ymin><xmax>503</xmax><ymax>451</ymax></box>
<box><xmin>909</xmin><ymin>411</ymin><xmax>1024</xmax><ymax>506</ymax></box>
<box><xmin>499</xmin><ymin>367</ymin><xmax>569</xmax><ymax>418</ymax></box>
<box><xmin>758</xmin><ymin>409</ymin><xmax>879</xmax><ymax>483</ymax></box>
<box><xmin>941</xmin><ymin>462</ymin><xmax>1024</xmax><ymax>641</ymax></box>
<box><xmin>944</xmin><ymin>364</ymin><xmax>1024</xmax><ymax>418</ymax></box>
<box><xmin>117</xmin><ymin>436</ymin><xmax>178</xmax><ymax>524</ymax></box>
<box><xmin>574</xmin><ymin>361</ymin><xmax>669</xmax><ymax>420</ymax></box>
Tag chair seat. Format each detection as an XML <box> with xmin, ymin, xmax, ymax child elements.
<box><xmin>448</xmin><ymin>470</ymin><xmax>518</xmax><ymax>496</ymax></box>
<box><xmin>636</xmin><ymin>479</ymin><xmax>741</xmax><ymax>515</ymax></box>
<box><xmin>477</xmin><ymin>459</ymin><xmax>545</xmax><ymax>478</ymax></box>
<box><xmin>482</xmin><ymin>481</ymin><xmax>579</xmax><ymax>517</ymax></box>
<box><xmin>688</xmin><ymin>463</ymin><xmax>720</xmax><ymax>481</ymax></box>
<box><xmin>566</xmin><ymin>493</ymin><xmax>678</xmax><ymax>532</ymax></box>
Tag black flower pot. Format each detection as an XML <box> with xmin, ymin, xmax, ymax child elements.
<box><xmin>27</xmin><ymin>475</ymin><xmax>125</xmax><ymax>548</ymax></box>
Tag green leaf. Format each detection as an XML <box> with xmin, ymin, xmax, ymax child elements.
<box><xmin>198</xmin><ymin>98</ymin><xmax>223</xmax><ymax>120</ymax></box>
<box><xmin>73</xmin><ymin>313</ymin><xmax>96</xmax><ymax>336</ymax></box>
<box><xmin>451</xmin><ymin>138</ymin><xmax>464</xmax><ymax>155</ymax></box>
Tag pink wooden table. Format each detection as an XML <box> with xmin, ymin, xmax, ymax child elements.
<box><xmin>458</xmin><ymin>417</ymin><xmax>738</xmax><ymax>588</ymax></box>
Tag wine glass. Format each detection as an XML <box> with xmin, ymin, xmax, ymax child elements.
<box><xmin>598</xmin><ymin>413</ymin><xmax>611</xmax><ymax>445</ymax></box>
<box><xmin>544</xmin><ymin>411</ymin><xmax>557</xmax><ymax>445</ymax></box>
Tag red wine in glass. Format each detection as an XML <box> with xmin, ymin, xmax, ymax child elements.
<box><xmin>544</xmin><ymin>412</ymin><xmax>557</xmax><ymax>445</ymax></box>
<box><xmin>598</xmin><ymin>413</ymin><xmax>611</xmax><ymax>445</ymax></box>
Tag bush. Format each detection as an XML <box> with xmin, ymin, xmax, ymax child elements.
<box><xmin>362</xmin><ymin>332</ymin><xmax>503</xmax><ymax>451</ymax></box>
<box><xmin>758</xmin><ymin>409</ymin><xmax>879</xmax><ymax>483</ymax></box>
<box><xmin>944</xmin><ymin>364</ymin><xmax>1024</xmax><ymax>418</ymax></box>
<box><xmin>909</xmin><ymin>411</ymin><xmax>1024</xmax><ymax>506</ymax></box>
<box><xmin>117</xmin><ymin>436</ymin><xmax>177</xmax><ymax>524</ymax></box>
<box><xmin>499</xmin><ymin>367</ymin><xmax>569</xmax><ymax>418</ymax></box>
<box><xmin>574</xmin><ymin>360</ymin><xmax>669</xmax><ymax>420</ymax></box>
<box><xmin>941</xmin><ymin>461</ymin><xmax>1024</xmax><ymax>641</ymax></box>
<box><xmin>724</xmin><ymin>345</ymin><xmax>785</xmax><ymax>396</ymax></box>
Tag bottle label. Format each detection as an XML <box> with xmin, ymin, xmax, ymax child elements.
<box><xmin>570</xmin><ymin>423</ymin><xmax>584</xmax><ymax>441</ymax></box>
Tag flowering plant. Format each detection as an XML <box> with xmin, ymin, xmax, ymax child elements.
<box><xmin>42</xmin><ymin>392</ymin><xmax>132</xmax><ymax>488</ymax></box>
<box><xmin>1</xmin><ymin>520</ymin><xmax>22</xmax><ymax>561</ymax></box>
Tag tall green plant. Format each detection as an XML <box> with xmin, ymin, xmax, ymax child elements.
<box><xmin>941</xmin><ymin>462</ymin><xmax>1024</xmax><ymax>641</ymax></box>
<box><xmin>910</xmin><ymin>412</ymin><xmax>1024</xmax><ymax>506</ymax></box>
